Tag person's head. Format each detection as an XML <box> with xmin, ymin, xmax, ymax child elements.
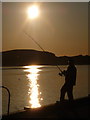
<box><xmin>68</xmin><ymin>59</ymin><xmax>74</xmax><ymax>66</ymax></box>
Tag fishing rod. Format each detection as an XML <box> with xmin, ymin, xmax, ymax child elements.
<box><xmin>24</xmin><ymin>31</ymin><xmax>44</xmax><ymax>52</ymax></box>
<box><xmin>24</xmin><ymin>31</ymin><xmax>62</xmax><ymax>72</ymax></box>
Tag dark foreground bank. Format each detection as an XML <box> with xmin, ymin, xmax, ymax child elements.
<box><xmin>2</xmin><ymin>95</ymin><xmax>89</xmax><ymax>119</ymax></box>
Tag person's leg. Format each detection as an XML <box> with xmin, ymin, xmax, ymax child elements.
<box><xmin>60</xmin><ymin>84</ymin><xmax>67</xmax><ymax>101</ymax></box>
<box><xmin>67</xmin><ymin>85</ymin><xmax>73</xmax><ymax>101</ymax></box>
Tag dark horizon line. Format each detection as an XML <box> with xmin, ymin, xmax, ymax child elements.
<box><xmin>1</xmin><ymin>48</ymin><xmax>89</xmax><ymax>57</ymax></box>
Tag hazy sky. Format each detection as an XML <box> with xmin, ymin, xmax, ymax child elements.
<box><xmin>2</xmin><ymin>2</ymin><xmax>88</xmax><ymax>56</ymax></box>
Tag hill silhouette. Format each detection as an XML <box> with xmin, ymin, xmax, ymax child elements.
<box><xmin>1</xmin><ymin>49</ymin><xmax>89</xmax><ymax>66</ymax></box>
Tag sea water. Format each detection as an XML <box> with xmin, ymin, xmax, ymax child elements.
<box><xmin>1</xmin><ymin>65</ymin><xmax>89</xmax><ymax>115</ymax></box>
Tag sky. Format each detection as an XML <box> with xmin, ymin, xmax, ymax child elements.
<box><xmin>2</xmin><ymin>2</ymin><xmax>88</xmax><ymax>56</ymax></box>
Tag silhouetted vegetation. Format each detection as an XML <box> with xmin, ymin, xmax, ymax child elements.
<box><xmin>1</xmin><ymin>49</ymin><xmax>89</xmax><ymax>66</ymax></box>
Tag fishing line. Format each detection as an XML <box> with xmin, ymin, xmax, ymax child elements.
<box><xmin>24</xmin><ymin>31</ymin><xmax>62</xmax><ymax>72</ymax></box>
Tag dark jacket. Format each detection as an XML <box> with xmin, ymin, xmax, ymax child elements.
<box><xmin>62</xmin><ymin>65</ymin><xmax>77</xmax><ymax>86</ymax></box>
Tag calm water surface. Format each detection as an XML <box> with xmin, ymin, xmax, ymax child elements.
<box><xmin>1</xmin><ymin>65</ymin><xmax>88</xmax><ymax>115</ymax></box>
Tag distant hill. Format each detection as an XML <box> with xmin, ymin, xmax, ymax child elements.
<box><xmin>56</xmin><ymin>55</ymin><xmax>89</xmax><ymax>65</ymax></box>
<box><xmin>1</xmin><ymin>49</ymin><xmax>89</xmax><ymax>66</ymax></box>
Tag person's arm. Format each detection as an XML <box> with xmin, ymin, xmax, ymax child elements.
<box><xmin>73</xmin><ymin>67</ymin><xmax>77</xmax><ymax>85</ymax></box>
<box><xmin>59</xmin><ymin>70</ymin><xmax>66</xmax><ymax>76</ymax></box>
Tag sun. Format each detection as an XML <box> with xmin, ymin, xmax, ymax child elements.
<box><xmin>27</xmin><ymin>5</ymin><xmax>39</xmax><ymax>19</ymax></box>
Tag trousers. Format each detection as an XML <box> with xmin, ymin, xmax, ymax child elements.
<box><xmin>60</xmin><ymin>83</ymin><xmax>74</xmax><ymax>101</ymax></box>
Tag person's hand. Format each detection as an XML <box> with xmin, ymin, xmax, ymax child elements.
<box><xmin>59</xmin><ymin>72</ymin><xmax>62</xmax><ymax>76</ymax></box>
<box><xmin>62</xmin><ymin>70</ymin><xmax>66</xmax><ymax>74</ymax></box>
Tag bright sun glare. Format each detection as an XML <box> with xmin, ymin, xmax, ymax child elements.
<box><xmin>24</xmin><ymin>66</ymin><xmax>43</xmax><ymax>108</ymax></box>
<box><xmin>27</xmin><ymin>5</ymin><xmax>39</xmax><ymax>19</ymax></box>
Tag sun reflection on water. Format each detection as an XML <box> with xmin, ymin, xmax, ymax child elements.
<box><xmin>24</xmin><ymin>65</ymin><xmax>43</xmax><ymax>108</ymax></box>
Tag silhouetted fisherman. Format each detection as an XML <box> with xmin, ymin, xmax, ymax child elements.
<box><xmin>59</xmin><ymin>59</ymin><xmax>77</xmax><ymax>102</ymax></box>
